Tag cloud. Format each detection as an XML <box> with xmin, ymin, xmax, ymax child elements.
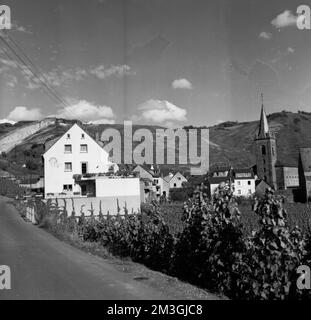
<box><xmin>90</xmin><ymin>64</ymin><xmax>135</xmax><ymax>79</ymax></box>
<box><xmin>271</xmin><ymin>10</ymin><xmax>297</xmax><ymax>28</ymax></box>
<box><xmin>259</xmin><ymin>31</ymin><xmax>272</xmax><ymax>40</ymax></box>
<box><xmin>55</xmin><ymin>100</ymin><xmax>115</xmax><ymax>123</ymax></box>
<box><xmin>0</xmin><ymin>119</ymin><xmax>16</xmax><ymax>125</ymax></box>
<box><xmin>138</xmin><ymin>99</ymin><xmax>187</xmax><ymax>124</ymax></box>
<box><xmin>171</xmin><ymin>78</ymin><xmax>193</xmax><ymax>89</ymax></box>
<box><xmin>287</xmin><ymin>47</ymin><xmax>295</xmax><ymax>53</ymax></box>
<box><xmin>7</xmin><ymin>106</ymin><xmax>43</xmax><ymax>121</ymax></box>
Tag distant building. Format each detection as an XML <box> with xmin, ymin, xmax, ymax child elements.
<box><xmin>164</xmin><ymin>172</ymin><xmax>188</xmax><ymax>189</ymax></box>
<box><xmin>133</xmin><ymin>165</ymin><xmax>187</xmax><ymax>202</ymax></box>
<box><xmin>275</xmin><ymin>161</ymin><xmax>299</xmax><ymax>190</ymax></box>
<box><xmin>298</xmin><ymin>148</ymin><xmax>311</xmax><ymax>202</ymax></box>
<box><xmin>209</xmin><ymin>166</ymin><xmax>233</xmax><ymax>194</ymax></box>
<box><xmin>233</xmin><ymin>168</ymin><xmax>255</xmax><ymax>197</ymax></box>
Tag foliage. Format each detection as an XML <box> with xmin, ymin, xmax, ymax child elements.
<box><xmin>0</xmin><ymin>178</ymin><xmax>27</xmax><ymax>198</ymax></box>
<box><xmin>173</xmin><ymin>183</ymin><xmax>246</xmax><ymax>295</ymax></box>
<box><xmin>16</xmin><ymin>186</ymin><xmax>311</xmax><ymax>300</ymax></box>
<box><xmin>233</xmin><ymin>190</ymin><xmax>306</xmax><ymax>299</ymax></box>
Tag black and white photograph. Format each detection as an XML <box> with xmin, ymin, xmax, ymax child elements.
<box><xmin>0</xmin><ymin>0</ymin><xmax>311</xmax><ymax>307</ymax></box>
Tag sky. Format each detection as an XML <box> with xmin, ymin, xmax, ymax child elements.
<box><xmin>1</xmin><ymin>0</ymin><xmax>311</xmax><ymax>127</ymax></box>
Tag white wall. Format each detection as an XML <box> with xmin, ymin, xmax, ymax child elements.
<box><xmin>169</xmin><ymin>172</ymin><xmax>187</xmax><ymax>188</ymax></box>
<box><xmin>233</xmin><ymin>179</ymin><xmax>255</xmax><ymax>197</ymax></box>
<box><xmin>44</xmin><ymin>124</ymin><xmax>117</xmax><ymax>197</ymax></box>
<box><xmin>95</xmin><ymin>177</ymin><xmax>140</xmax><ymax>198</ymax></box>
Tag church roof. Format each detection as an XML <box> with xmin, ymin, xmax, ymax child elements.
<box><xmin>257</xmin><ymin>105</ymin><xmax>270</xmax><ymax>138</ymax></box>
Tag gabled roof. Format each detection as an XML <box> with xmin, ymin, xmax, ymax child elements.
<box><xmin>164</xmin><ymin>171</ymin><xmax>187</xmax><ymax>183</ymax></box>
<box><xmin>43</xmin><ymin>123</ymin><xmax>102</xmax><ymax>155</ymax></box>
<box><xmin>233</xmin><ymin>168</ymin><xmax>254</xmax><ymax>180</ymax></box>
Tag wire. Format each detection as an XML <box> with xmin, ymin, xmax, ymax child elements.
<box><xmin>0</xmin><ymin>31</ymin><xmax>69</xmax><ymax>108</ymax></box>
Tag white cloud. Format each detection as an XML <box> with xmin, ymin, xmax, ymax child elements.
<box><xmin>138</xmin><ymin>99</ymin><xmax>187</xmax><ymax>123</ymax></box>
<box><xmin>0</xmin><ymin>119</ymin><xmax>16</xmax><ymax>125</ymax></box>
<box><xmin>55</xmin><ymin>100</ymin><xmax>115</xmax><ymax>123</ymax></box>
<box><xmin>271</xmin><ymin>10</ymin><xmax>297</xmax><ymax>28</ymax></box>
<box><xmin>259</xmin><ymin>31</ymin><xmax>272</xmax><ymax>40</ymax></box>
<box><xmin>7</xmin><ymin>106</ymin><xmax>43</xmax><ymax>121</ymax></box>
<box><xmin>171</xmin><ymin>78</ymin><xmax>193</xmax><ymax>89</ymax></box>
<box><xmin>287</xmin><ymin>47</ymin><xmax>295</xmax><ymax>53</ymax></box>
<box><xmin>90</xmin><ymin>64</ymin><xmax>135</xmax><ymax>79</ymax></box>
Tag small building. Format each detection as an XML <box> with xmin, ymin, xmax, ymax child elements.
<box><xmin>133</xmin><ymin>165</ymin><xmax>170</xmax><ymax>202</ymax></box>
<box><xmin>209</xmin><ymin>166</ymin><xmax>233</xmax><ymax>195</ymax></box>
<box><xmin>275</xmin><ymin>161</ymin><xmax>299</xmax><ymax>190</ymax></box>
<box><xmin>233</xmin><ymin>168</ymin><xmax>255</xmax><ymax>197</ymax></box>
<box><xmin>255</xmin><ymin>179</ymin><xmax>272</xmax><ymax>197</ymax></box>
<box><xmin>298</xmin><ymin>148</ymin><xmax>311</xmax><ymax>202</ymax></box>
<box><xmin>164</xmin><ymin>171</ymin><xmax>188</xmax><ymax>189</ymax></box>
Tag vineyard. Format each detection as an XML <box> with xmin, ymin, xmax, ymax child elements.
<box><xmin>10</xmin><ymin>182</ymin><xmax>311</xmax><ymax>300</ymax></box>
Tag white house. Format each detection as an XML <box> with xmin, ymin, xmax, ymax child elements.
<box><xmin>209</xmin><ymin>166</ymin><xmax>233</xmax><ymax>195</ymax></box>
<box><xmin>43</xmin><ymin>123</ymin><xmax>118</xmax><ymax>198</ymax></box>
<box><xmin>133</xmin><ymin>165</ymin><xmax>170</xmax><ymax>202</ymax></box>
<box><xmin>164</xmin><ymin>172</ymin><xmax>188</xmax><ymax>189</ymax></box>
<box><xmin>233</xmin><ymin>168</ymin><xmax>255</xmax><ymax>197</ymax></box>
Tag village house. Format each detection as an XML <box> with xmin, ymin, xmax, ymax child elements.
<box><xmin>164</xmin><ymin>171</ymin><xmax>188</xmax><ymax>189</ymax></box>
<box><xmin>233</xmin><ymin>168</ymin><xmax>255</xmax><ymax>197</ymax></box>
<box><xmin>298</xmin><ymin>148</ymin><xmax>311</xmax><ymax>202</ymax></box>
<box><xmin>133</xmin><ymin>165</ymin><xmax>188</xmax><ymax>202</ymax></box>
<box><xmin>43</xmin><ymin>123</ymin><xmax>122</xmax><ymax>198</ymax></box>
<box><xmin>209</xmin><ymin>166</ymin><xmax>233</xmax><ymax>195</ymax></box>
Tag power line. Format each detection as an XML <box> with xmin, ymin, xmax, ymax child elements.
<box><xmin>0</xmin><ymin>31</ymin><xmax>69</xmax><ymax>108</ymax></box>
<box><xmin>0</xmin><ymin>45</ymin><xmax>68</xmax><ymax>108</ymax></box>
<box><xmin>5</xmin><ymin>32</ymin><xmax>70</xmax><ymax>108</ymax></box>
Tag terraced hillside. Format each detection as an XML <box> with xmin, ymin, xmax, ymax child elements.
<box><xmin>1</xmin><ymin>110</ymin><xmax>311</xmax><ymax>177</ymax></box>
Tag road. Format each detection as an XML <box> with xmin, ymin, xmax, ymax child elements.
<box><xmin>0</xmin><ymin>196</ymin><xmax>170</xmax><ymax>300</ymax></box>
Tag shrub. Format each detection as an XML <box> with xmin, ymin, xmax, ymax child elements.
<box><xmin>173</xmin><ymin>183</ymin><xmax>246</xmax><ymax>295</ymax></box>
<box><xmin>234</xmin><ymin>190</ymin><xmax>306</xmax><ymax>299</ymax></box>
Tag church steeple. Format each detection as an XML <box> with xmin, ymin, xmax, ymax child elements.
<box><xmin>254</xmin><ymin>94</ymin><xmax>277</xmax><ymax>190</ymax></box>
<box><xmin>257</xmin><ymin>94</ymin><xmax>271</xmax><ymax>138</ymax></box>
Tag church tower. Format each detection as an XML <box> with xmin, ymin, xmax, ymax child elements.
<box><xmin>255</xmin><ymin>98</ymin><xmax>277</xmax><ymax>189</ymax></box>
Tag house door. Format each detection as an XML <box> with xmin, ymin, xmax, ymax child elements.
<box><xmin>81</xmin><ymin>184</ymin><xmax>87</xmax><ymax>196</ymax></box>
<box><xmin>81</xmin><ymin>162</ymin><xmax>88</xmax><ymax>174</ymax></box>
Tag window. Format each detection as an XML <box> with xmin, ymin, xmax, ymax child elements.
<box><xmin>174</xmin><ymin>183</ymin><xmax>177</xmax><ymax>187</ymax></box>
<box><xmin>272</xmin><ymin>147</ymin><xmax>275</xmax><ymax>156</ymax></box>
<box><xmin>237</xmin><ymin>181</ymin><xmax>241</xmax><ymax>185</ymax></box>
<box><xmin>64</xmin><ymin>162</ymin><xmax>72</xmax><ymax>172</ymax></box>
<box><xmin>81</xmin><ymin>133</ymin><xmax>85</xmax><ymax>139</ymax></box>
<box><xmin>67</xmin><ymin>133</ymin><xmax>70</xmax><ymax>139</ymax></box>
<box><xmin>261</xmin><ymin>145</ymin><xmax>266</xmax><ymax>155</ymax></box>
<box><xmin>81</xmin><ymin>162</ymin><xmax>88</xmax><ymax>174</ymax></box>
<box><xmin>238</xmin><ymin>190</ymin><xmax>241</xmax><ymax>195</ymax></box>
<box><xmin>80</xmin><ymin>144</ymin><xmax>88</xmax><ymax>153</ymax></box>
<box><xmin>64</xmin><ymin>144</ymin><xmax>72</xmax><ymax>153</ymax></box>
<box><xmin>63</xmin><ymin>184</ymin><xmax>72</xmax><ymax>192</ymax></box>
<box><xmin>178</xmin><ymin>177</ymin><xmax>181</xmax><ymax>180</ymax></box>
<box><xmin>248</xmin><ymin>189</ymin><xmax>252</xmax><ymax>194</ymax></box>
<box><xmin>248</xmin><ymin>181</ymin><xmax>251</xmax><ymax>185</ymax></box>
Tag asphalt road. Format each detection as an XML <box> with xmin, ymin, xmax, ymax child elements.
<box><xmin>0</xmin><ymin>196</ymin><xmax>169</xmax><ymax>300</ymax></box>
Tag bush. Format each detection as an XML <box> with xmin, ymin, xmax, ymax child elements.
<box><xmin>234</xmin><ymin>190</ymin><xmax>305</xmax><ymax>299</ymax></box>
<box><xmin>173</xmin><ymin>183</ymin><xmax>246</xmax><ymax>295</ymax></box>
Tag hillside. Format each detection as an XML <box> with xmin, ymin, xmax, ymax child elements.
<box><xmin>0</xmin><ymin>110</ymin><xmax>311</xmax><ymax>177</ymax></box>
